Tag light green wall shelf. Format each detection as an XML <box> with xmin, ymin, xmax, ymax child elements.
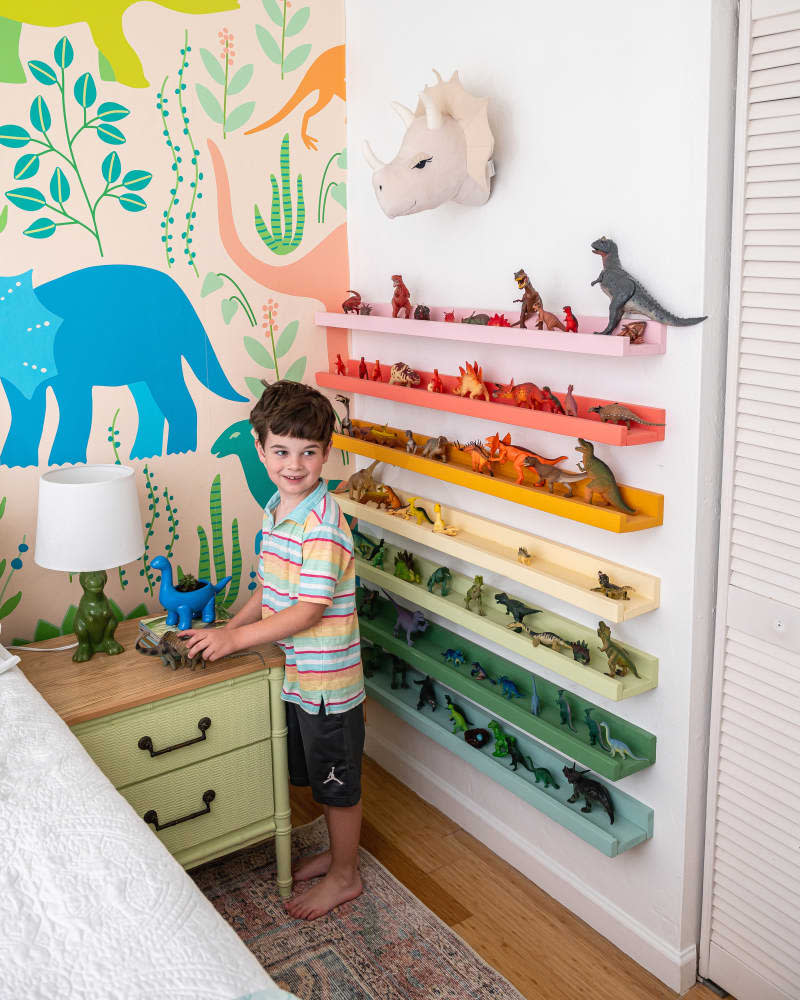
<box><xmin>365</xmin><ymin>664</ymin><xmax>654</xmax><ymax>857</ymax></box>
<box><xmin>359</xmin><ymin>595</ymin><xmax>656</xmax><ymax>780</ymax></box>
<box><xmin>357</xmin><ymin>536</ymin><xmax>658</xmax><ymax>702</ymax></box>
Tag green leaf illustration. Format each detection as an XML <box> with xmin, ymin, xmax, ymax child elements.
<box><xmin>33</xmin><ymin>619</ymin><xmax>60</xmax><ymax>641</ymax></box>
<box><xmin>201</xmin><ymin>271</ymin><xmax>224</xmax><ymax>296</ymax></box>
<box><xmin>28</xmin><ymin>60</ymin><xmax>58</xmax><ymax>86</ymax></box>
<box><xmin>245</xmin><ymin>376</ymin><xmax>266</xmax><ymax>397</ymax></box>
<box><xmin>101</xmin><ymin>151</ymin><xmax>121</xmax><ymax>182</ymax></box>
<box><xmin>0</xmin><ymin>592</ymin><xmax>22</xmax><ymax>620</ymax></box>
<box><xmin>225</xmin><ymin>101</ymin><xmax>255</xmax><ymax>132</ymax></box>
<box><xmin>283</xmin><ymin>43</ymin><xmax>311</xmax><ymax>74</ymax></box>
<box><xmin>0</xmin><ymin>125</ymin><xmax>31</xmax><ymax>148</ymax></box>
<box><xmin>199</xmin><ymin>47</ymin><xmax>226</xmax><ymax>84</ymax></box>
<box><xmin>227</xmin><ymin>64</ymin><xmax>253</xmax><ymax>96</ymax></box>
<box><xmin>54</xmin><ymin>37</ymin><xmax>74</xmax><ymax>70</ymax></box>
<box><xmin>284</xmin><ymin>356</ymin><xmax>307</xmax><ymax>382</ymax></box>
<box><xmin>13</xmin><ymin>154</ymin><xmax>40</xmax><ymax>180</ymax></box>
<box><xmin>0</xmin><ymin>559</ymin><xmax>5</xmax><ymax>577</ymax></box>
<box><xmin>118</xmin><ymin>192</ymin><xmax>147</xmax><ymax>212</ymax></box>
<box><xmin>6</xmin><ymin>187</ymin><xmax>46</xmax><ymax>211</ymax></box>
<box><xmin>49</xmin><ymin>167</ymin><xmax>70</xmax><ymax>203</ymax></box>
<box><xmin>221</xmin><ymin>297</ymin><xmax>239</xmax><ymax>323</ymax></box>
<box><xmin>262</xmin><ymin>0</ymin><xmax>284</xmax><ymax>27</ymax></box>
<box><xmin>255</xmin><ymin>24</ymin><xmax>282</xmax><ymax>64</ymax></box>
<box><xmin>330</xmin><ymin>181</ymin><xmax>346</xmax><ymax>208</ymax></box>
<box><xmin>0</xmin><ymin>205</ymin><xmax>6</xmax><ymax>233</ymax></box>
<box><xmin>276</xmin><ymin>319</ymin><xmax>298</xmax><ymax>357</ymax></box>
<box><xmin>121</xmin><ymin>169</ymin><xmax>152</xmax><ymax>190</ymax></box>
<box><xmin>29</xmin><ymin>96</ymin><xmax>51</xmax><ymax>134</ymax></box>
<box><xmin>96</xmin><ymin>101</ymin><xmax>130</xmax><ymax>122</ymax></box>
<box><xmin>195</xmin><ymin>84</ymin><xmax>223</xmax><ymax>123</ymax></box>
<box><xmin>336</xmin><ymin>148</ymin><xmax>347</xmax><ymax>168</ymax></box>
<box><xmin>96</xmin><ymin>123</ymin><xmax>125</xmax><ymax>145</ymax></box>
<box><xmin>285</xmin><ymin>7</ymin><xmax>310</xmax><ymax>36</ymax></box>
<box><xmin>22</xmin><ymin>217</ymin><xmax>57</xmax><ymax>238</ymax></box>
<box><xmin>73</xmin><ymin>72</ymin><xmax>97</xmax><ymax>108</ymax></box>
<box><xmin>244</xmin><ymin>335</ymin><xmax>275</xmax><ymax>369</ymax></box>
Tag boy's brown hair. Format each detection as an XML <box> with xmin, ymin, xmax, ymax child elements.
<box><xmin>249</xmin><ymin>379</ymin><xmax>336</xmax><ymax>447</ymax></box>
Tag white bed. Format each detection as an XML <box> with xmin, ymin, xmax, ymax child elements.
<box><xmin>0</xmin><ymin>664</ymin><xmax>297</xmax><ymax>1000</ymax></box>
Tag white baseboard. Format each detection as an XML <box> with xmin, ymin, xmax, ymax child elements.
<box><xmin>366</xmin><ymin>726</ymin><xmax>698</xmax><ymax>995</ymax></box>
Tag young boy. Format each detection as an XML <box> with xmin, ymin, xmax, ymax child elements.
<box><xmin>181</xmin><ymin>380</ymin><xmax>365</xmax><ymax>921</ymax></box>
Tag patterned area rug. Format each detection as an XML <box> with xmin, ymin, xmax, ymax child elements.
<box><xmin>192</xmin><ymin>816</ymin><xmax>524</xmax><ymax>1000</ymax></box>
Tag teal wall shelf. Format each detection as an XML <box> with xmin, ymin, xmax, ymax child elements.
<box><xmin>359</xmin><ymin>595</ymin><xmax>656</xmax><ymax>780</ymax></box>
<box><xmin>365</xmin><ymin>663</ymin><xmax>654</xmax><ymax>857</ymax></box>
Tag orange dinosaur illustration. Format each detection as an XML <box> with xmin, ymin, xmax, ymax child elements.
<box><xmin>486</xmin><ymin>432</ymin><xmax>566</xmax><ymax>485</ymax></box>
<box><xmin>245</xmin><ymin>45</ymin><xmax>345</xmax><ymax>150</ymax></box>
<box><xmin>453</xmin><ymin>361</ymin><xmax>491</xmax><ymax>402</ymax></box>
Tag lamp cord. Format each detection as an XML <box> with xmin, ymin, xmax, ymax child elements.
<box><xmin>7</xmin><ymin>642</ymin><xmax>79</xmax><ymax>651</ymax></box>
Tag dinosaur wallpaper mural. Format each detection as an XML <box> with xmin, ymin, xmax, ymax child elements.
<box><xmin>0</xmin><ymin>1</ymin><xmax>348</xmax><ymax>639</ymax></box>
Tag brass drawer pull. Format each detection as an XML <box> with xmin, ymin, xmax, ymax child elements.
<box><xmin>143</xmin><ymin>789</ymin><xmax>215</xmax><ymax>832</ymax></box>
<box><xmin>138</xmin><ymin>717</ymin><xmax>211</xmax><ymax>757</ymax></box>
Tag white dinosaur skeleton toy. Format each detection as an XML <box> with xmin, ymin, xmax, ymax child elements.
<box><xmin>363</xmin><ymin>70</ymin><xmax>495</xmax><ymax>218</ymax></box>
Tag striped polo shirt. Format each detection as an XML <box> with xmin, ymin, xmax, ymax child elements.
<box><xmin>258</xmin><ymin>478</ymin><xmax>364</xmax><ymax>716</ymax></box>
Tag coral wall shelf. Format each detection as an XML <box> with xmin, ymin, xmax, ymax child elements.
<box><xmin>360</xmin><ymin>599</ymin><xmax>655</xmax><ymax>779</ymax></box>
<box><xmin>365</xmin><ymin>665</ymin><xmax>654</xmax><ymax>856</ymax></box>
<box><xmin>333</xmin><ymin>422</ymin><xmax>664</xmax><ymax>533</ymax></box>
<box><xmin>356</xmin><ymin>539</ymin><xmax>658</xmax><ymax>701</ymax></box>
<box><xmin>340</xmin><ymin>492</ymin><xmax>660</xmax><ymax>623</ymax></box>
<box><xmin>316</xmin><ymin>304</ymin><xmax>667</xmax><ymax>357</ymax></box>
<box><xmin>317</xmin><ymin>363</ymin><xmax>666</xmax><ymax>446</ymax></box>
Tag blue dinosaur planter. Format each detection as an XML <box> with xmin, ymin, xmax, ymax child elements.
<box><xmin>150</xmin><ymin>555</ymin><xmax>231</xmax><ymax>631</ymax></box>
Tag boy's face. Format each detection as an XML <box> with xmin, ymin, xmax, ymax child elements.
<box><xmin>256</xmin><ymin>430</ymin><xmax>331</xmax><ymax>504</ymax></box>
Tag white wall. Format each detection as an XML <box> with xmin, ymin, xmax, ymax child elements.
<box><xmin>345</xmin><ymin>1</ymin><xmax>737</xmax><ymax>991</ymax></box>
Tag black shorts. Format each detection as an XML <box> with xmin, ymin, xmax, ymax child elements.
<box><xmin>285</xmin><ymin>699</ymin><xmax>365</xmax><ymax>807</ymax></box>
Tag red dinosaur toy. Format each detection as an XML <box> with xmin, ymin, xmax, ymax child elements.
<box><xmin>342</xmin><ymin>290</ymin><xmax>362</xmax><ymax>314</ymax></box>
<box><xmin>563</xmin><ymin>306</ymin><xmax>579</xmax><ymax>332</ymax></box>
<box><xmin>335</xmin><ymin>353</ymin><xmax>347</xmax><ymax>376</ymax></box>
<box><xmin>391</xmin><ymin>274</ymin><xmax>412</xmax><ymax>319</ymax></box>
<box><xmin>486</xmin><ymin>432</ymin><xmax>567</xmax><ymax>485</ymax></box>
<box><xmin>491</xmin><ymin>379</ymin><xmax>545</xmax><ymax>410</ymax></box>
<box><xmin>358</xmin><ymin>356</ymin><xmax>368</xmax><ymax>379</ymax></box>
<box><xmin>444</xmin><ymin>310</ymin><xmax>456</xmax><ymax>323</ymax></box>
<box><xmin>488</xmin><ymin>313</ymin><xmax>512</xmax><ymax>327</ymax></box>
<box><xmin>427</xmin><ymin>368</ymin><xmax>445</xmax><ymax>393</ymax></box>
<box><xmin>564</xmin><ymin>384</ymin><xmax>578</xmax><ymax>417</ymax></box>
<box><xmin>371</xmin><ymin>360</ymin><xmax>382</xmax><ymax>381</ymax></box>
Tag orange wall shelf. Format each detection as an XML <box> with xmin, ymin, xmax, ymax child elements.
<box><xmin>334</xmin><ymin>421</ymin><xmax>664</xmax><ymax>533</ymax></box>
<box><xmin>317</xmin><ymin>362</ymin><xmax>665</xmax><ymax>446</ymax></box>
<box><xmin>316</xmin><ymin>304</ymin><xmax>667</xmax><ymax>357</ymax></box>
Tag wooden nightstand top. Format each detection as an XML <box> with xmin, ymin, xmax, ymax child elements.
<box><xmin>18</xmin><ymin>618</ymin><xmax>285</xmax><ymax>727</ymax></box>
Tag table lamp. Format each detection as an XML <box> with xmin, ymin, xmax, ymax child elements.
<box><xmin>35</xmin><ymin>465</ymin><xmax>145</xmax><ymax>662</ymax></box>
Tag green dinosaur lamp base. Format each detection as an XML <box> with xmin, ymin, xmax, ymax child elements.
<box><xmin>72</xmin><ymin>570</ymin><xmax>124</xmax><ymax>662</ymax></box>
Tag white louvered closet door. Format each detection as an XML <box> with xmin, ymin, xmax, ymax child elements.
<box><xmin>700</xmin><ymin>3</ymin><xmax>800</xmax><ymax>999</ymax></box>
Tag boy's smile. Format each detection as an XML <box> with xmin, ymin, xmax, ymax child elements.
<box><xmin>257</xmin><ymin>430</ymin><xmax>331</xmax><ymax>510</ymax></box>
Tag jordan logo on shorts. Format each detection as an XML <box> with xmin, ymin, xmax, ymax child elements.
<box><xmin>323</xmin><ymin>765</ymin><xmax>344</xmax><ymax>786</ymax></box>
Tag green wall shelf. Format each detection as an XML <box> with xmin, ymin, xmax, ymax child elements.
<box><xmin>365</xmin><ymin>663</ymin><xmax>654</xmax><ymax>857</ymax></box>
<box><xmin>356</xmin><ymin>536</ymin><xmax>658</xmax><ymax>702</ymax></box>
<box><xmin>359</xmin><ymin>595</ymin><xmax>656</xmax><ymax>780</ymax></box>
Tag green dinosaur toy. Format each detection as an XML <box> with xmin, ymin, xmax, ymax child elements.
<box><xmin>426</xmin><ymin>566</ymin><xmax>452</xmax><ymax>597</ymax></box>
<box><xmin>596</xmin><ymin>621</ymin><xmax>640</xmax><ymax>678</ymax></box>
<box><xmin>575</xmin><ymin>439</ymin><xmax>635</xmax><ymax>515</ymax></box>
<box><xmin>488</xmin><ymin>719</ymin><xmax>509</xmax><ymax>757</ymax></box>
<box><xmin>394</xmin><ymin>549</ymin><xmax>421</xmax><ymax>584</ymax></box>
<box><xmin>464</xmin><ymin>574</ymin><xmax>485</xmax><ymax>615</ymax></box>
<box><xmin>72</xmin><ymin>571</ymin><xmax>124</xmax><ymax>662</ymax></box>
<box><xmin>445</xmin><ymin>695</ymin><xmax>470</xmax><ymax>734</ymax></box>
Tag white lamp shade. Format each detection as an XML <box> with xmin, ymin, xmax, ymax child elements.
<box><xmin>35</xmin><ymin>465</ymin><xmax>145</xmax><ymax>572</ymax></box>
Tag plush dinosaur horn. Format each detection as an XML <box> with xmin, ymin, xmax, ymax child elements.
<box><xmin>362</xmin><ymin>140</ymin><xmax>385</xmax><ymax>171</ymax></box>
<box><xmin>419</xmin><ymin>91</ymin><xmax>443</xmax><ymax>130</ymax></box>
<box><xmin>391</xmin><ymin>101</ymin><xmax>415</xmax><ymax>128</ymax></box>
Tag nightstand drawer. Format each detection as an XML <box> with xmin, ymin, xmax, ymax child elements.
<box><xmin>122</xmin><ymin>739</ymin><xmax>275</xmax><ymax>858</ymax></box>
<box><xmin>72</xmin><ymin>672</ymin><xmax>270</xmax><ymax>788</ymax></box>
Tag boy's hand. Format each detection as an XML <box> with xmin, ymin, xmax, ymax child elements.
<box><xmin>179</xmin><ymin>625</ymin><xmax>240</xmax><ymax>662</ymax></box>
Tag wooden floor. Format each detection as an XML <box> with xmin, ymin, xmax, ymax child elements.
<box><xmin>290</xmin><ymin>755</ymin><xmax>726</xmax><ymax>1000</ymax></box>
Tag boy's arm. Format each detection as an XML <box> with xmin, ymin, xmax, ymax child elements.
<box><xmin>180</xmin><ymin>600</ymin><xmax>325</xmax><ymax>661</ymax></box>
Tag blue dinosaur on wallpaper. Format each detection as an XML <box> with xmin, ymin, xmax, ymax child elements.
<box><xmin>0</xmin><ymin>265</ymin><xmax>248</xmax><ymax>468</ymax></box>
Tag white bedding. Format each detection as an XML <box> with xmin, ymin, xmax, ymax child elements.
<box><xmin>0</xmin><ymin>666</ymin><xmax>296</xmax><ymax>1000</ymax></box>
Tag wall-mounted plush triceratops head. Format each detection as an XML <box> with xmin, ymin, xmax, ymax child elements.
<box><xmin>363</xmin><ymin>70</ymin><xmax>494</xmax><ymax>218</ymax></box>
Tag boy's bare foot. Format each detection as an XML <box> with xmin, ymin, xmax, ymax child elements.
<box><xmin>292</xmin><ymin>850</ymin><xmax>332</xmax><ymax>881</ymax></box>
<box><xmin>285</xmin><ymin>870</ymin><xmax>362</xmax><ymax>920</ymax></box>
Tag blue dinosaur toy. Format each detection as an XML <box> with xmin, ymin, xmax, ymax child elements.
<box><xmin>598</xmin><ymin>722</ymin><xmax>649</xmax><ymax>761</ymax></box>
<box><xmin>498</xmin><ymin>675</ymin><xmax>521</xmax><ymax>700</ymax></box>
<box><xmin>442</xmin><ymin>648</ymin><xmax>466</xmax><ymax>667</ymax></box>
<box><xmin>557</xmin><ymin>688</ymin><xmax>577</xmax><ymax>732</ymax></box>
<box><xmin>150</xmin><ymin>555</ymin><xmax>231</xmax><ymax>631</ymax></box>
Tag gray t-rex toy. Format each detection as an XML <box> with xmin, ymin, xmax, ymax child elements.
<box><xmin>380</xmin><ymin>589</ymin><xmax>429</xmax><ymax>646</ymax></box>
<box><xmin>590</xmin><ymin>237</ymin><xmax>706</xmax><ymax>335</ymax></box>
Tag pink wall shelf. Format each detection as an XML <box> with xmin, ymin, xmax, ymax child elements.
<box><xmin>315</xmin><ymin>304</ymin><xmax>667</xmax><ymax>357</ymax></box>
<box><xmin>317</xmin><ymin>362</ymin><xmax>665</xmax><ymax>446</ymax></box>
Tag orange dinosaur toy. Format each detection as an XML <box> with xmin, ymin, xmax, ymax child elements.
<box><xmin>486</xmin><ymin>432</ymin><xmax>567</xmax><ymax>485</ymax></box>
<box><xmin>391</xmin><ymin>275</ymin><xmax>412</xmax><ymax>318</ymax></box>
<box><xmin>491</xmin><ymin>379</ymin><xmax>545</xmax><ymax>410</ymax></box>
<box><xmin>358</xmin><ymin>485</ymin><xmax>404</xmax><ymax>510</ymax></box>
<box><xmin>453</xmin><ymin>361</ymin><xmax>491</xmax><ymax>402</ymax></box>
<box><xmin>245</xmin><ymin>45</ymin><xmax>345</xmax><ymax>151</ymax></box>
<box><xmin>460</xmin><ymin>440</ymin><xmax>500</xmax><ymax>477</ymax></box>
